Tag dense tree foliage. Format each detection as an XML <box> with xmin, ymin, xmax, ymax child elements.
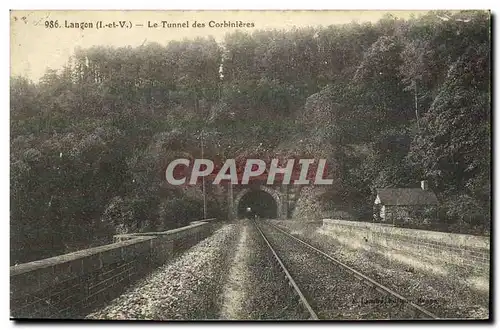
<box><xmin>10</xmin><ymin>11</ymin><xmax>490</xmax><ymax>264</ymax></box>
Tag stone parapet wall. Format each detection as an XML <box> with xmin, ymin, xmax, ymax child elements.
<box><xmin>322</xmin><ymin>219</ymin><xmax>490</xmax><ymax>265</ymax></box>
<box><xmin>10</xmin><ymin>218</ymin><xmax>218</xmax><ymax>319</ymax></box>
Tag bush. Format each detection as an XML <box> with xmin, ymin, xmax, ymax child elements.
<box><xmin>443</xmin><ymin>195</ymin><xmax>490</xmax><ymax>235</ymax></box>
<box><xmin>158</xmin><ymin>195</ymin><xmax>223</xmax><ymax>230</ymax></box>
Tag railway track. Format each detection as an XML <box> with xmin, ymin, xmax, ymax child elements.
<box><xmin>253</xmin><ymin>220</ymin><xmax>319</xmax><ymax>320</ymax></box>
<box><xmin>253</xmin><ymin>220</ymin><xmax>440</xmax><ymax>320</ymax></box>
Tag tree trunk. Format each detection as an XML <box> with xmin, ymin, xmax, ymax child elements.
<box><xmin>414</xmin><ymin>79</ymin><xmax>420</xmax><ymax>130</ymax></box>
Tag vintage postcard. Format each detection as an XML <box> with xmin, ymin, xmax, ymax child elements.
<box><xmin>10</xmin><ymin>10</ymin><xmax>491</xmax><ymax>321</ymax></box>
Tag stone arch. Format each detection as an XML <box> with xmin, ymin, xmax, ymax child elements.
<box><xmin>234</xmin><ymin>185</ymin><xmax>282</xmax><ymax>219</ymax></box>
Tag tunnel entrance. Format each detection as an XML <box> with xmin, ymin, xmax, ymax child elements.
<box><xmin>237</xmin><ymin>189</ymin><xmax>278</xmax><ymax>219</ymax></box>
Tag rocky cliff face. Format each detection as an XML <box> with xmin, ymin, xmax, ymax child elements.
<box><xmin>291</xmin><ymin>186</ymin><xmax>329</xmax><ymax>220</ymax></box>
<box><xmin>292</xmin><ymin>185</ymin><xmax>357</xmax><ymax>221</ymax></box>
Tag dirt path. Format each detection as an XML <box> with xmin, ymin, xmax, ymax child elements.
<box><xmin>220</xmin><ymin>223</ymin><xmax>250</xmax><ymax>320</ymax></box>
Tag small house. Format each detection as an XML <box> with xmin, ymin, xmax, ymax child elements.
<box><xmin>374</xmin><ymin>181</ymin><xmax>438</xmax><ymax>225</ymax></box>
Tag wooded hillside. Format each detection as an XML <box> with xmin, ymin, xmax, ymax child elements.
<box><xmin>10</xmin><ymin>11</ymin><xmax>491</xmax><ymax>264</ymax></box>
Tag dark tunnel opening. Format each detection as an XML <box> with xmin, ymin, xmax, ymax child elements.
<box><xmin>237</xmin><ymin>189</ymin><xmax>278</xmax><ymax>219</ymax></box>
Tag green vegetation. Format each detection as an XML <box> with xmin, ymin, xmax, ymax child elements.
<box><xmin>10</xmin><ymin>10</ymin><xmax>490</xmax><ymax>264</ymax></box>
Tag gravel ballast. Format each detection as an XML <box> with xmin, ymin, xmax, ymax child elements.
<box><xmin>86</xmin><ymin>224</ymin><xmax>239</xmax><ymax>320</ymax></box>
<box><xmin>83</xmin><ymin>219</ymin><xmax>486</xmax><ymax>320</ymax></box>
<box><xmin>271</xmin><ymin>219</ymin><xmax>489</xmax><ymax>319</ymax></box>
<box><xmin>239</xmin><ymin>220</ymin><xmax>307</xmax><ymax>320</ymax></box>
<box><xmin>260</xmin><ymin>222</ymin><xmax>422</xmax><ymax>320</ymax></box>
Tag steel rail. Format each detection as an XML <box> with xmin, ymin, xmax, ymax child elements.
<box><xmin>253</xmin><ymin>220</ymin><xmax>319</xmax><ymax>320</ymax></box>
<box><xmin>268</xmin><ymin>222</ymin><xmax>440</xmax><ymax>320</ymax></box>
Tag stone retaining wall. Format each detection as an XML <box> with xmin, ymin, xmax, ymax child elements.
<box><xmin>321</xmin><ymin>219</ymin><xmax>490</xmax><ymax>266</ymax></box>
<box><xmin>10</xmin><ymin>218</ymin><xmax>218</xmax><ymax>319</ymax></box>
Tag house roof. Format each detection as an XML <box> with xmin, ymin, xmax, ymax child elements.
<box><xmin>375</xmin><ymin>188</ymin><xmax>438</xmax><ymax>206</ymax></box>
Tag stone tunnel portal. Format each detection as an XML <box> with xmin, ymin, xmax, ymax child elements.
<box><xmin>236</xmin><ymin>188</ymin><xmax>279</xmax><ymax>219</ymax></box>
